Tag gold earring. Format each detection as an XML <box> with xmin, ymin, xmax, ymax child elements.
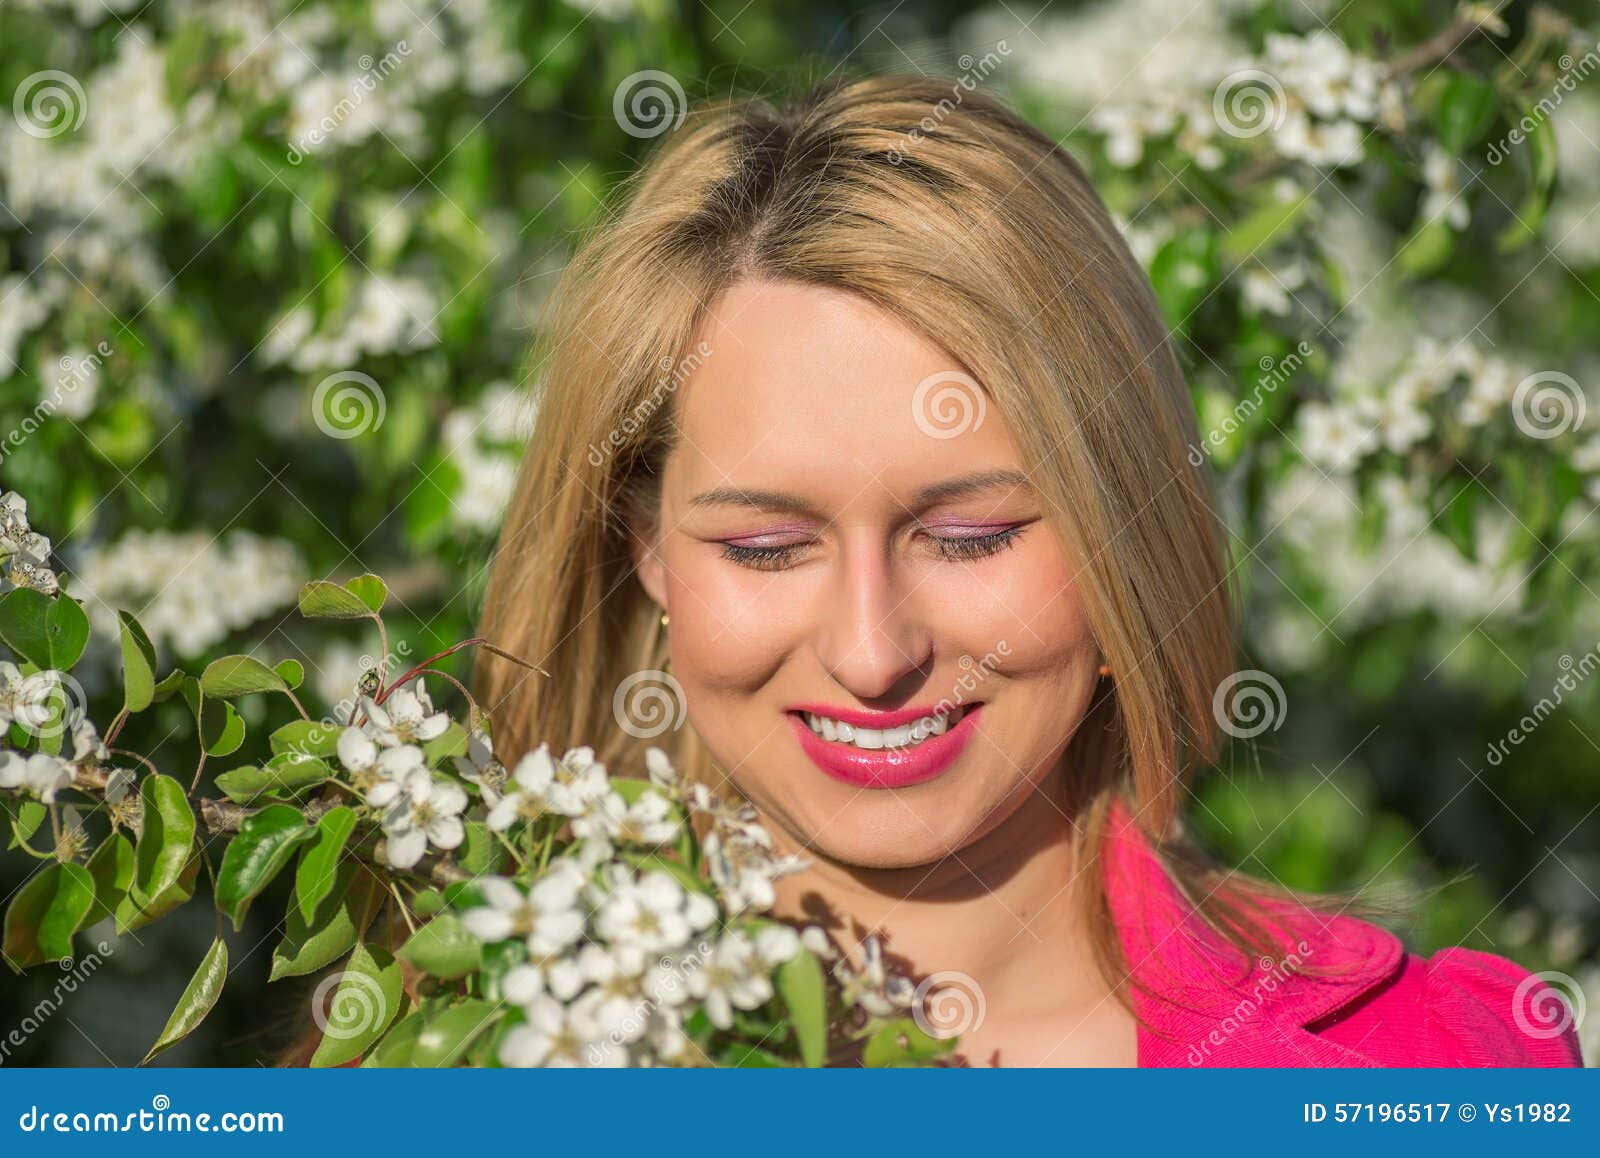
<box><xmin>660</xmin><ymin>612</ymin><xmax>670</xmax><ymax>628</ymax></box>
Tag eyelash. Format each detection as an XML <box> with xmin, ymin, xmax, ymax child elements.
<box><xmin>719</xmin><ymin>526</ymin><xmax>1025</xmax><ymax>571</ymax></box>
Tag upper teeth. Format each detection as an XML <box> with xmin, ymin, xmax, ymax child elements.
<box><xmin>801</xmin><ymin>706</ymin><xmax>969</xmax><ymax>750</ymax></box>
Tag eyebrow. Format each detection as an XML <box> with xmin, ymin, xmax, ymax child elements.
<box><xmin>686</xmin><ymin>468</ymin><xmax>1033</xmax><ymax>517</ymax></box>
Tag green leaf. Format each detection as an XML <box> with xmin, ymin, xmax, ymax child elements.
<box><xmin>151</xmin><ymin>669</ymin><xmax>187</xmax><ymax>702</ymax></box>
<box><xmin>722</xmin><ymin>1044</ymin><xmax>793</xmax><ymax>1067</ymax></box>
<box><xmin>410</xmin><ymin>889</ymin><xmax>445</xmax><ymax>917</ymax></box>
<box><xmin>3</xmin><ymin>862</ymin><xmax>96</xmax><ymax>969</ymax></box>
<box><xmin>476</xmin><ymin>937</ymin><xmax>527</xmax><ymax>1003</ymax></box>
<box><xmin>273</xmin><ymin>658</ymin><xmax>305</xmax><ymax>691</ymax></box>
<box><xmin>862</xmin><ymin>1018</ymin><xmax>956</xmax><ymax>1067</ymax></box>
<box><xmin>1436</xmin><ymin>475</ymin><xmax>1483</xmax><ymax>560</ymax></box>
<box><xmin>297</xmin><ymin>580</ymin><xmax>376</xmax><ymax>620</ymax></box>
<box><xmin>215</xmin><ymin>804</ymin><xmax>315</xmax><ymax>930</ymax></box>
<box><xmin>214</xmin><ymin>753</ymin><xmax>330</xmax><ymax>804</ymax></box>
<box><xmin>117</xmin><ymin>850</ymin><xmax>200</xmax><ymax>934</ymax></box>
<box><xmin>0</xmin><ymin>588</ymin><xmax>90</xmax><ymax>671</ymax></box>
<box><xmin>270</xmin><ymin>861</ymin><xmax>385</xmax><ymax>980</ymax></box>
<box><xmin>178</xmin><ymin>678</ymin><xmax>246</xmax><ymax>757</ymax></box>
<box><xmin>295</xmin><ymin>806</ymin><xmax>357</xmax><ymax>923</ymax></box>
<box><xmin>362</xmin><ymin>1009</ymin><xmax>426</xmax><ymax>1067</ymax></box>
<box><xmin>343</xmin><ymin>574</ymin><xmax>387</xmax><ymax>614</ymax></box>
<box><xmin>1497</xmin><ymin>113</ymin><xmax>1558</xmax><ymax>252</ymax></box>
<box><xmin>269</xmin><ymin>719</ymin><xmax>340</xmax><ymax>758</ymax></box>
<box><xmin>1397</xmin><ymin>217</ymin><xmax>1455</xmax><ymax>278</ymax></box>
<box><xmin>397</xmin><ymin>912</ymin><xmax>481</xmax><ymax>979</ymax></box>
<box><xmin>1436</xmin><ymin>74</ymin><xmax>1497</xmax><ymax>153</ymax></box>
<box><xmin>142</xmin><ymin>937</ymin><xmax>227</xmax><ymax>1064</ymax></box>
<box><xmin>85</xmin><ymin>833</ymin><xmax>135</xmax><ymax>926</ymax></box>
<box><xmin>1220</xmin><ymin>191</ymin><xmax>1312</xmax><ymax>264</ymax></box>
<box><xmin>455</xmin><ymin>821</ymin><xmax>504</xmax><ymax>876</ymax></box>
<box><xmin>7</xmin><ymin>799</ymin><xmax>48</xmax><ymax>852</ymax></box>
<box><xmin>619</xmin><ymin>850</ymin><xmax>710</xmax><ymax>895</ymax></box>
<box><xmin>776</xmin><ymin>946</ymin><xmax>828</xmax><ymax>1067</ymax></box>
<box><xmin>408</xmin><ymin>999</ymin><xmax>500</xmax><ymax>1067</ymax></box>
<box><xmin>201</xmin><ymin>654</ymin><xmax>288</xmax><ymax>699</ymax></box>
<box><xmin>118</xmin><ymin>610</ymin><xmax>159</xmax><ymax>714</ymax></box>
<box><xmin>309</xmin><ymin>944</ymin><xmax>404</xmax><ymax>1067</ymax></box>
<box><xmin>1148</xmin><ymin>228</ymin><xmax>1218</xmax><ymax>337</ymax></box>
<box><xmin>131</xmin><ymin>774</ymin><xmax>196</xmax><ymax>908</ymax></box>
<box><xmin>421</xmin><ymin>722</ymin><xmax>468</xmax><ymax>764</ymax></box>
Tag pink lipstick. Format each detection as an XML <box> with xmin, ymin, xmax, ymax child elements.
<box><xmin>785</xmin><ymin>701</ymin><xmax>983</xmax><ymax>789</ymax></box>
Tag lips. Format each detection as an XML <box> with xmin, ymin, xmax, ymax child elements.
<box><xmin>786</xmin><ymin>703</ymin><xmax>983</xmax><ymax>789</ymax></box>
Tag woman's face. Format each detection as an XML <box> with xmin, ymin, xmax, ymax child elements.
<box><xmin>633</xmin><ymin>279</ymin><xmax>1103</xmax><ymax>870</ymax></box>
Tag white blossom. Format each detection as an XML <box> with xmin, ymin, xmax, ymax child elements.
<box><xmin>1420</xmin><ymin>143</ymin><xmax>1470</xmax><ymax>230</ymax></box>
<box><xmin>488</xmin><ymin>743</ymin><xmax>609</xmax><ymax>828</ymax></box>
<box><xmin>685</xmin><ymin>929</ymin><xmax>775</xmax><ymax>1030</ymax></box>
<box><xmin>498</xmin><ymin>994</ymin><xmax>618</xmax><ymax>1068</ymax></box>
<box><xmin>461</xmin><ymin>873</ymin><xmax>586</xmax><ymax>958</ymax></box>
<box><xmin>1296</xmin><ymin>400</ymin><xmax>1378</xmax><ymax>470</ymax></box>
<box><xmin>72</xmin><ymin>529</ymin><xmax>304</xmax><ymax>659</ymax></box>
<box><xmin>571</xmin><ymin>787</ymin><xmax>682</xmax><ymax>846</ymax></box>
<box><xmin>360</xmin><ymin>680</ymin><xmax>448</xmax><ymax>748</ymax></box>
<box><xmin>380</xmin><ymin>768</ymin><xmax>467</xmax><ymax>869</ymax></box>
<box><xmin>339</xmin><ymin>730</ymin><xmax>427</xmax><ymax>808</ymax></box>
<box><xmin>593</xmin><ymin>870</ymin><xmax>710</xmax><ymax>954</ymax></box>
<box><xmin>0</xmin><ymin>750</ymin><xmax>73</xmax><ymax>803</ymax></box>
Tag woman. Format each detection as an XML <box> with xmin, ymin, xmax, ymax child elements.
<box><xmin>473</xmin><ymin>75</ymin><xmax>1581</xmax><ymax>1067</ymax></box>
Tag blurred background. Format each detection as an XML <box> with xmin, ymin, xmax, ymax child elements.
<box><xmin>1</xmin><ymin>0</ymin><xmax>1596</xmax><ymax>1065</ymax></box>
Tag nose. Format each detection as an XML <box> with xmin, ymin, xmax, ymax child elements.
<box><xmin>813</xmin><ymin>537</ymin><xmax>935</xmax><ymax>701</ymax></box>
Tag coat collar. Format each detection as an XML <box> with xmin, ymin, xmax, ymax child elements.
<box><xmin>1101</xmin><ymin>797</ymin><xmax>1404</xmax><ymax>1067</ymax></box>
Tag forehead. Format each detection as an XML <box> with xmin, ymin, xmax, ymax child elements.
<box><xmin>670</xmin><ymin>279</ymin><xmax>1023</xmax><ymax>499</ymax></box>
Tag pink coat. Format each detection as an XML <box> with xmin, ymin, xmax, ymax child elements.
<box><xmin>1103</xmin><ymin>798</ymin><xmax>1584</xmax><ymax>1067</ymax></box>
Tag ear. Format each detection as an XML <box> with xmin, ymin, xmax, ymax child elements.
<box><xmin>630</xmin><ymin>525</ymin><xmax>668</xmax><ymax>612</ymax></box>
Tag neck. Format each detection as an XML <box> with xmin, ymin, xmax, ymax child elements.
<box><xmin>766</xmin><ymin>769</ymin><xmax>1120</xmax><ymax>1047</ymax></box>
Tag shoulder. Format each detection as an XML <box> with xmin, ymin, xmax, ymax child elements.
<box><xmin>1313</xmin><ymin>944</ymin><xmax>1585</xmax><ymax>1068</ymax></box>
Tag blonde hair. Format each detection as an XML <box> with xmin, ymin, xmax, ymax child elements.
<box><xmin>475</xmin><ymin>75</ymin><xmax>1365</xmax><ymax>1011</ymax></box>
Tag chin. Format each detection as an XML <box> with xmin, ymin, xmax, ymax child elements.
<box><xmin>759</xmin><ymin>777</ymin><xmax>1025</xmax><ymax>873</ymax></box>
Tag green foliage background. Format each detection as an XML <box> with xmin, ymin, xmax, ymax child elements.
<box><xmin>1</xmin><ymin>0</ymin><xmax>1596</xmax><ymax>1064</ymax></box>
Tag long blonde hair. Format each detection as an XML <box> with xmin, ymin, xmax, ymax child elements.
<box><xmin>475</xmin><ymin>75</ymin><xmax>1361</xmax><ymax>1007</ymax></box>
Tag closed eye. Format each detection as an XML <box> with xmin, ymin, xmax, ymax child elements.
<box><xmin>718</xmin><ymin>524</ymin><xmax>1029</xmax><ymax>571</ymax></box>
<box><xmin>927</xmin><ymin>525</ymin><xmax>1025</xmax><ymax>561</ymax></box>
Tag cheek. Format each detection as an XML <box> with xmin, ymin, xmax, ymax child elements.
<box><xmin>924</xmin><ymin>536</ymin><xmax>1097</xmax><ymax>682</ymax></box>
<box><xmin>657</xmin><ymin>542</ymin><xmax>807</xmax><ymax>697</ymax></box>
